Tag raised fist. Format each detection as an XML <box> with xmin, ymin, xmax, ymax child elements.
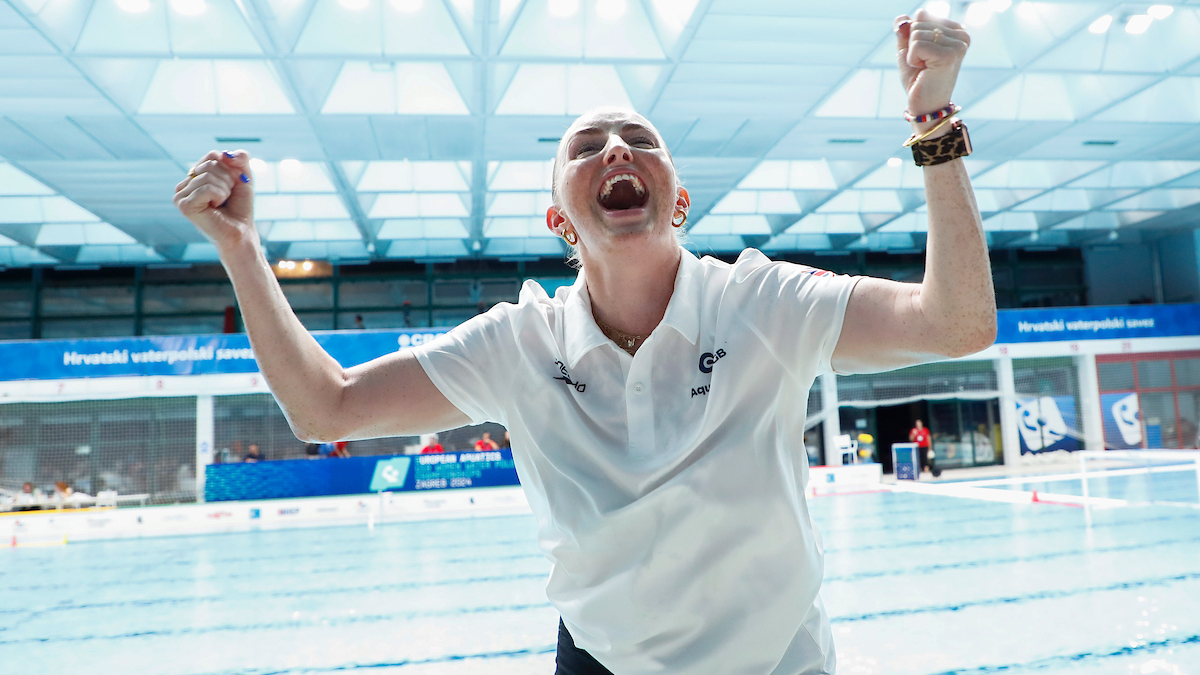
<box><xmin>895</xmin><ymin>9</ymin><xmax>970</xmax><ymax>124</ymax></box>
<box><xmin>173</xmin><ymin>150</ymin><xmax>257</xmax><ymax>254</ymax></box>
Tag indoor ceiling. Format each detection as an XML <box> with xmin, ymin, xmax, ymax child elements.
<box><xmin>1</xmin><ymin>0</ymin><xmax>1199</xmax><ymax>266</ymax></box>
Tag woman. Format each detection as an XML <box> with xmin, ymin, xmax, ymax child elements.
<box><xmin>174</xmin><ymin>11</ymin><xmax>992</xmax><ymax>674</ymax></box>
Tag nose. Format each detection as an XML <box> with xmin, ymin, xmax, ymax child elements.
<box><xmin>603</xmin><ymin>135</ymin><xmax>632</xmax><ymax>166</ymax></box>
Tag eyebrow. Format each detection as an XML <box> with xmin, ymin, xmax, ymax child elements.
<box><xmin>569</xmin><ymin>123</ymin><xmax>656</xmax><ymax>141</ymax></box>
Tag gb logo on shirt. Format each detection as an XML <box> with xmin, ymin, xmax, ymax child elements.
<box><xmin>698</xmin><ymin>349</ymin><xmax>727</xmax><ymax>374</ymax></box>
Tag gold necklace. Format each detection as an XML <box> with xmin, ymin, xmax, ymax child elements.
<box><xmin>593</xmin><ymin>315</ymin><xmax>649</xmax><ymax>356</ymax></box>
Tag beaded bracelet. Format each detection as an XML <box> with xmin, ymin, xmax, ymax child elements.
<box><xmin>904</xmin><ymin>103</ymin><xmax>959</xmax><ymax>124</ymax></box>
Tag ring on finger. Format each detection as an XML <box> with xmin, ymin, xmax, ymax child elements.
<box><xmin>187</xmin><ymin>168</ymin><xmax>197</xmax><ymax>179</ymax></box>
<box><xmin>933</xmin><ymin>28</ymin><xmax>943</xmax><ymax>43</ymax></box>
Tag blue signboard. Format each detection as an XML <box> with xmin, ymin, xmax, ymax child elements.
<box><xmin>0</xmin><ymin>328</ymin><xmax>447</xmax><ymax>381</ymax></box>
<box><xmin>204</xmin><ymin>450</ymin><xmax>520</xmax><ymax>502</ymax></box>
<box><xmin>995</xmin><ymin>303</ymin><xmax>1200</xmax><ymax>344</ymax></box>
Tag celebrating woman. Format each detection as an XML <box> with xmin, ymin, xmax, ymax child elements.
<box><xmin>175</xmin><ymin>11</ymin><xmax>992</xmax><ymax>674</ymax></box>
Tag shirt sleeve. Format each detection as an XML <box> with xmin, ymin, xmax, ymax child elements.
<box><xmin>728</xmin><ymin>249</ymin><xmax>859</xmax><ymax>378</ymax></box>
<box><xmin>410</xmin><ymin>304</ymin><xmax>518</xmax><ymax>426</ymax></box>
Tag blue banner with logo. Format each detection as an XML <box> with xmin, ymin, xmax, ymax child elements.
<box><xmin>205</xmin><ymin>450</ymin><xmax>519</xmax><ymax>502</ymax></box>
<box><xmin>0</xmin><ymin>329</ymin><xmax>447</xmax><ymax>381</ymax></box>
<box><xmin>996</xmin><ymin>303</ymin><xmax>1200</xmax><ymax>344</ymax></box>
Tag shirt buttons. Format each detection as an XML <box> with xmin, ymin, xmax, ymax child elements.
<box><xmin>633</xmin><ymin>382</ymin><xmax>645</xmax><ymax>394</ymax></box>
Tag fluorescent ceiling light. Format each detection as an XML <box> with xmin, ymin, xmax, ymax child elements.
<box><xmin>116</xmin><ymin>0</ymin><xmax>151</xmax><ymax>12</ymax></box>
<box><xmin>925</xmin><ymin>1</ymin><xmax>951</xmax><ymax>18</ymax></box>
<box><xmin>1147</xmin><ymin>5</ymin><xmax>1173</xmax><ymax>20</ymax></box>
<box><xmin>279</xmin><ymin>159</ymin><xmax>304</xmax><ymax>178</ymax></box>
<box><xmin>596</xmin><ymin>0</ymin><xmax>627</xmax><ymax>21</ymax></box>
<box><xmin>249</xmin><ymin>158</ymin><xmax>268</xmax><ymax>174</ymax></box>
<box><xmin>887</xmin><ymin>157</ymin><xmax>903</xmax><ymax>168</ymax></box>
<box><xmin>548</xmin><ymin>0</ymin><xmax>579</xmax><ymax>18</ymax></box>
<box><xmin>390</xmin><ymin>0</ymin><xmax>423</xmax><ymax>12</ymax></box>
<box><xmin>965</xmin><ymin>2</ymin><xmax>992</xmax><ymax>26</ymax></box>
<box><xmin>170</xmin><ymin>0</ymin><xmax>207</xmax><ymax>16</ymax></box>
<box><xmin>987</xmin><ymin>0</ymin><xmax>1011</xmax><ymax>11</ymax></box>
<box><xmin>339</xmin><ymin>0</ymin><xmax>371</xmax><ymax>10</ymax></box>
<box><xmin>1088</xmin><ymin>14</ymin><xmax>1112</xmax><ymax>33</ymax></box>
<box><xmin>1125</xmin><ymin>14</ymin><xmax>1152</xmax><ymax>34</ymax></box>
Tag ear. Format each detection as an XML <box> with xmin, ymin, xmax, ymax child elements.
<box><xmin>546</xmin><ymin>205</ymin><xmax>570</xmax><ymax>236</ymax></box>
<box><xmin>675</xmin><ymin>186</ymin><xmax>690</xmax><ymax>213</ymax></box>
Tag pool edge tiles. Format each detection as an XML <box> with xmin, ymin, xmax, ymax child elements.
<box><xmin>3</xmin><ymin>486</ymin><xmax>531</xmax><ymax>546</ymax></box>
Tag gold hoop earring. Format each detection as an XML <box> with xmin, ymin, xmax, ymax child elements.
<box><xmin>672</xmin><ymin>211</ymin><xmax>687</xmax><ymax>228</ymax></box>
<box><xmin>563</xmin><ymin>229</ymin><xmax>578</xmax><ymax>246</ymax></box>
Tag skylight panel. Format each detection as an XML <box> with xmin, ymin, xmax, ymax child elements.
<box><xmin>75</xmin><ymin>0</ymin><xmax>171</xmax><ymax>53</ymax></box>
<box><xmin>687</xmin><ymin>215</ymin><xmax>770</xmax><ymax>235</ymax></box>
<box><xmin>382</xmin><ymin>0</ymin><xmax>471</xmax><ymax>55</ymax></box>
<box><xmin>368</xmin><ymin>193</ymin><xmax>469</xmax><ymax>218</ymax></box>
<box><xmin>784</xmin><ymin>214</ymin><xmax>864</xmax><ymax>234</ymax></box>
<box><xmin>813</xmin><ymin>70</ymin><xmax>906</xmax><ymax>119</ymax></box>
<box><xmin>1069</xmin><ymin>161</ymin><xmax>1200</xmax><ymax>189</ymax></box>
<box><xmin>648</xmin><ymin>0</ymin><xmax>700</xmax><ymax>45</ymax></box>
<box><xmin>495</xmin><ymin>65</ymin><xmax>632</xmax><ymax>115</ymax></box>
<box><xmin>322</xmin><ymin>63</ymin><xmax>469</xmax><ymax>115</ymax></box>
<box><xmin>356</xmin><ymin>161</ymin><xmax>471</xmax><ymax>191</ymax></box>
<box><xmin>710</xmin><ymin>191</ymin><xmax>757</xmax><ymax>214</ymax></box>
<box><xmin>0</xmin><ymin>163</ymin><xmax>56</xmax><ymax>196</ymax></box>
<box><xmin>1095</xmin><ymin>77</ymin><xmax>1200</xmax><ymax>123</ymax></box>
<box><xmin>484</xmin><ymin>217</ymin><xmax>557</xmax><ymax>238</ymax></box>
<box><xmin>1105</xmin><ymin>189</ymin><xmax>1200</xmax><ymax>211</ymax></box>
<box><xmin>738</xmin><ymin>162</ymin><xmax>788</xmax><ymax>190</ymax></box>
<box><xmin>488</xmin><ymin>161</ymin><xmax>555</xmax><ymax>191</ymax></box>
<box><xmin>265</xmin><ymin>220</ymin><xmax>361</xmax><ymax>241</ymax></box>
<box><xmin>168</xmin><ymin>0</ymin><xmax>262</xmax><ymax>55</ymax></box>
<box><xmin>584</xmin><ymin>0</ymin><xmax>664</xmax><ymax>59</ymax></box>
<box><xmin>293</xmin><ymin>0</ymin><xmax>383</xmax><ymax>55</ymax></box>
<box><xmin>486</xmin><ymin>192</ymin><xmax>552</xmax><ymax>217</ymax></box>
<box><xmin>139</xmin><ymin>60</ymin><xmax>294</xmax><ymax>114</ymax></box>
<box><xmin>36</xmin><ymin>223</ymin><xmax>137</xmax><ymax>246</ymax></box>
<box><xmin>983</xmin><ymin>212</ymin><xmax>1037</xmax><ymax>231</ymax></box>
<box><xmin>251</xmin><ymin>161</ymin><xmax>337</xmax><ymax>194</ymax></box>
<box><xmin>0</xmin><ymin>197</ymin><xmax>101</xmax><ymax>224</ymax></box>
<box><xmin>376</xmin><ymin>218</ymin><xmax>470</xmax><ymax>239</ymax></box>
<box><xmin>75</xmin><ymin>245</ymin><xmax>164</xmax><ymax>264</ymax></box>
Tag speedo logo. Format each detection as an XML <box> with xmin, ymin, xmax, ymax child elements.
<box><xmin>698</xmin><ymin>349</ymin><xmax>727</xmax><ymax>374</ymax></box>
<box><xmin>553</xmin><ymin>359</ymin><xmax>586</xmax><ymax>393</ymax></box>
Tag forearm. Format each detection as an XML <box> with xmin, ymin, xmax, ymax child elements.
<box><xmin>219</xmin><ymin>235</ymin><xmax>349</xmax><ymax>441</ymax></box>
<box><xmin>918</xmin><ymin>159</ymin><xmax>996</xmax><ymax>355</ymax></box>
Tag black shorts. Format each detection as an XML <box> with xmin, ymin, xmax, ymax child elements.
<box><xmin>556</xmin><ymin>619</ymin><xmax>614</xmax><ymax>675</ymax></box>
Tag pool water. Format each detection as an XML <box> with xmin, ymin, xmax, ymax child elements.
<box><xmin>3</xmin><ymin>489</ymin><xmax>1198</xmax><ymax>675</ymax></box>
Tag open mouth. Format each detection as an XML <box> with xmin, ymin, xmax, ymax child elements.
<box><xmin>597</xmin><ymin>173</ymin><xmax>649</xmax><ymax>211</ymax></box>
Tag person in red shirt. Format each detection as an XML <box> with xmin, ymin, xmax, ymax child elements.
<box><xmin>474</xmin><ymin>432</ymin><xmax>500</xmax><ymax>451</ymax></box>
<box><xmin>909</xmin><ymin>419</ymin><xmax>938</xmax><ymax>477</ymax></box>
<box><xmin>421</xmin><ymin>435</ymin><xmax>444</xmax><ymax>454</ymax></box>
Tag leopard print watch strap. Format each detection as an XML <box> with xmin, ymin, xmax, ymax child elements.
<box><xmin>911</xmin><ymin>119</ymin><xmax>972</xmax><ymax>166</ymax></box>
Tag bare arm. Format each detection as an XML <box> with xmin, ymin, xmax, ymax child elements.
<box><xmin>174</xmin><ymin>151</ymin><xmax>469</xmax><ymax>441</ymax></box>
<box><xmin>832</xmin><ymin>12</ymin><xmax>996</xmax><ymax>374</ymax></box>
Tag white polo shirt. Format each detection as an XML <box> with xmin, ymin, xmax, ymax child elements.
<box><xmin>414</xmin><ymin>248</ymin><xmax>857</xmax><ymax>675</ymax></box>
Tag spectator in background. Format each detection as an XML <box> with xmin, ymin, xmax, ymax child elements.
<box><xmin>244</xmin><ymin>443</ymin><xmax>263</xmax><ymax>462</ymax></box>
<box><xmin>305</xmin><ymin>442</ymin><xmax>320</xmax><ymax>459</ymax></box>
<box><xmin>402</xmin><ymin>300</ymin><xmax>412</xmax><ymax>327</ymax></box>
<box><xmin>500</xmin><ymin>430</ymin><xmax>511</xmax><ymax>449</ymax></box>
<box><xmin>15</xmin><ymin>482</ymin><xmax>38</xmax><ymax>510</ymax></box>
<box><xmin>909</xmin><ymin>419</ymin><xmax>938</xmax><ymax>478</ymax></box>
<box><xmin>354</xmin><ymin>314</ymin><xmax>366</xmax><ymax>330</ymax></box>
<box><xmin>332</xmin><ymin>441</ymin><xmax>351</xmax><ymax>458</ymax></box>
<box><xmin>421</xmin><ymin>435</ymin><xmax>444</xmax><ymax>454</ymax></box>
<box><xmin>475</xmin><ymin>432</ymin><xmax>500</xmax><ymax>451</ymax></box>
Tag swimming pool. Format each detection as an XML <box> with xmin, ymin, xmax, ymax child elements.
<box><xmin>3</xmin><ymin>488</ymin><xmax>1198</xmax><ymax>674</ymax></box>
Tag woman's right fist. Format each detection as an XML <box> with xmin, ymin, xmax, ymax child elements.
<box><xmin>174</xmin><ymin>150</ymin><xmax>257</xmax><ymax>253</ymax></box>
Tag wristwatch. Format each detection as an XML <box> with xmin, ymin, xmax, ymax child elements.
<box><xmin>911</xmin><ymin>118</ymin><xmax>972</xmax><ymax>166</ymax></box>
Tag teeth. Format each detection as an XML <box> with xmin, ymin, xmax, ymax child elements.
<box><xmin>599</xmin><ymin>174</ymin><xmax>646</xmax><ymax>199</ymax></box>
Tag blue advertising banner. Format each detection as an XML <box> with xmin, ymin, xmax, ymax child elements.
<box><xmin>995</xmin><ymin>303</ymin><xmax>1200</xmax><ymax>344</ymax></box>
<box><xmin>1017</xmin><ymin>395</ymin><xmax>1080</xmax><ymax>454</ymax></box>
<box><xmin>0</xmin><ymin>329</ymin><xmax>447</xmax><ymax>381</ymax></box>
<box><xmin>205</xmin><ymin>450</ymin><xmax>520</xmax><ymax>502</ymax></box>
<box><xmin>1100</xmin><ymin>391</ymin><xmax>1142</xmax><ymax>449</ymax></box>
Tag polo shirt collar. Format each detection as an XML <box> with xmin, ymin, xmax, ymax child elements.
<box><xmin>562</xmin><ymin>249</ymin><xmax>704</xmax><ymax>368</ymax></box>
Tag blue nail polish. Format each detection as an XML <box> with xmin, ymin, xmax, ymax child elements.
<box><xmin>224</xmin><ymin>151</ymin><xmax>235</xmax><ymax>159</ymax></box>
<box><xmin>240</xmin><ymin>173</ymin><xmax>249</xmax><ymax>183</ymax></box>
